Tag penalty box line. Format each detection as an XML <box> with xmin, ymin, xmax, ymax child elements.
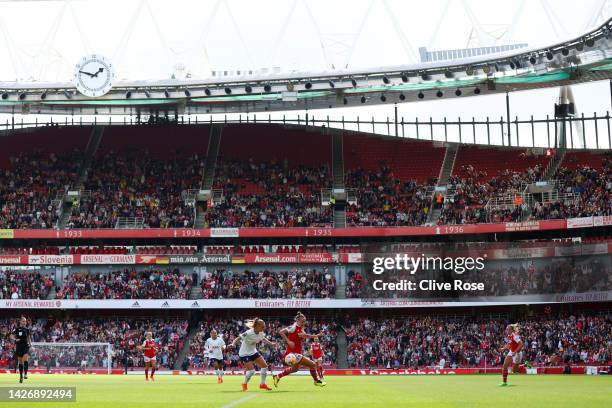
<box><xmin>220</xmin><ymin>394</ymin><xmax>258</xmax><ymax>408</ymax></box>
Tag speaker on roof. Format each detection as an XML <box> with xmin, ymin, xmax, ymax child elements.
<box><xmin>555</xmin><ymin>103</ymin><xmax>575</xmax><ymax>117</ymax></box>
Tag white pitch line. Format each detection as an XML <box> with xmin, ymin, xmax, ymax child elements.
<box><xmin>219</xmin><ymin>394</ymin><xmax>258</xmax><ymax>408</ymax></box>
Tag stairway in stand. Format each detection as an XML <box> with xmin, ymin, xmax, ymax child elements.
<box><xmin>173</xmin><ymin>321</ymin><xmax>200</xmax><ymax>370</ymax></box>
<box><xmin>195</xmin><ymin>125</ymin><xmax>223</xmax><ymax>229</ymax></box>
<box><xmin>336</xmin><ymin>328</ymin><xmax>349</xmax><ymax>369</ymax></box>
<box><xmin>332</xmin><ymin>132</ymin><xmax>346</xmax><ymax>228</ymax></box>
<box><xmin>427</xmin><ymin>143</ymin><xmax>458</xmax><ymax>224</ymax></box>
<box><xmin>189</xmin><ymin>286</ymin><xmax>202</xmax><ymax>300</ymax></box>
<box><xmin>58</xmin><ymin>126</ymin><xmax>105</xmax><ymax>229</ymax></box>
<box><xmin>542</xmin><ymin>148</ymin><xmax>566</xmax><ymax>180</ymax></box>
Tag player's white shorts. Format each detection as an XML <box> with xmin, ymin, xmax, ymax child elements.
<box><xmin>512</xmin><ymin>351</ymin><xmax>523</xmax><ymax>364</ymax></box>
<box><xmin>143</xmin><ymin>355</ymin><xmax>156</xmax><ymax>363</ymax></box>
<box><xmin>313</xmin><ymin>357</ymin><xmax>323</xmax><ymax>365</ymax></box>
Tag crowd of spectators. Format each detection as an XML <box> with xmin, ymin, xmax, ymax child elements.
<box><xmin>529</xmin><ymin>159</ymin><xmax>611</xmax><ymax>220</ymax></box>
<box><xmin>187</xmin><ymin>316</ymin><xmax>337</xmax><ymax>369</ymax></box>
<box><xmin>460</xmin><ymin>257</ymin><xmax>610</xmax><ymax>297</ymax></box>
<box><xmin>56</xmin><ymin>269</ymin><xmax>193</xmax><ymax>299</ymax></box>
<box><xmin>344</xmin><ymin>313</ymin><xmax>611</xmax><ymax>368</ymax></box>
<box><xmin>0</xmin><ymin>317</ymin><xmax>188</xmax><ymax>370</ymax></box>
<box><xmin>205</xmin><ymin>159</ymin><xmax>332</xmax><ymax>228</ymax></box>
<box><xmin>1</xmin><ymin>147</ymin><xmax>609</xmax><ymax>230</ymax></box>
<box><xmin>437</xmin><ymin>158</ymin><xmax>611</xmax><ymax>225</ymax></box>
<box><xmin>66</xmin><ymin>149</ymin><xmax>201</xmax><ymax>229</ymax></box>
<box><xmin>0</xmin><ymin>150</ymin><xmax>81</xmax><ymax>229</ymax></box>
<box><xmin>1</xmin><ymin>312</ymin><xmax>608</xmax><ymax>371</ymax></box>
<box><xmin>0</xmin><ymin>270</ymin><xmax>53</xmax><ymax>299</ymax></box>
<box><xmin>0</xmin><ymin>246</ymin><xmax>195</xmax><ymax>256</ymax></box>
<box><xmin>200</xmin><ymin>268</ymin><xmax>336</xmax><ymax>299</ymax></box>
<box><xmin>344</xmin><ymin>256</ymin><xmax>611</xmax><ymax>299</ymax></box>
<box><xmin>437</xmin><ymin>164</ymin><xmax>544</xmax><ymax>225</ymax></box>
<box><xmin>345</xmin><ymin>270</ymin><xmax>363</xmax><ymax>298</ymax></box>
<box><xmin>345</xmin><ymin>166</ymin><xmax>433</xmax><ymax>227</ymax></box>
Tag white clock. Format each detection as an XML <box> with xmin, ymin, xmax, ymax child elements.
<box><xmin>73</xmin><ymin>54</ymin><xmax>115</xmax><ymax>97</ymax></box>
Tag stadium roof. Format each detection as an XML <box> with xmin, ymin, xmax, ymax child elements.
<box><xmin>0</xmin><ymin>8</ymin><xmax>610</xmax><ymax>115</ymax></box>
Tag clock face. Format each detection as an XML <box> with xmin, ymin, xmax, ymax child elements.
<box><xmin>73</xmin><ymin>55</ymin><xmax>115</xmax><ymax>97</ymax></box>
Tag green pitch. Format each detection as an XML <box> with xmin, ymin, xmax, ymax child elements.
<box><xmin>0</xmin><ymin>374</ymin><xmax>610</xmax><ymax>408</ymax></box>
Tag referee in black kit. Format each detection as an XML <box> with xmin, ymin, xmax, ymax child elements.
<box><xmin>11</xmin><ymin>316</ymin><xmax>31</xmax><ymax>383</ymax></box>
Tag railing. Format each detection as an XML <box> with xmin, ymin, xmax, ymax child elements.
<box><xmin>181</xmin><ymin>189</ymin><xmax>198</xmax><ymax>205</ymax></box>
<box><xmin>321</xmin><ymin>189</ymin><xmax>331</xmax><ymax>206</ymax></box>
<box><xmin>346</xmin><ymin>188</ymin><xmax>357</xmax><ymax>205</ymax></box>
<box><xmin>1</xmin><ymin>112</ymin><xmax>612</xmax><ymax>150</ymax></box>
<box><xmin>211</xmin><ymin>189</ymin><xmax>224</xmax><ymax>204</ymax></box>
<box><xmin>79</xmin><ymin>189</ymin><xmax>93</xmax><ymax>199</ymax></box>
<box><xmin>484</xmin><ymin>190</ymin><xmax>578</xmax><ymax>213</ymax></box>
<box><xmin>485</xmin><ymin>194</ymin><xmax>532</xmax><ymax>211</ymax></box>
<box><xmin>189</xmin><ymin>201</ymin><xmax>197</xmax><ymax>229</ymax></box>
<box><xmin>539</xmin><ymin>191</ymin><xmax>579</xmax><ymax>205</ymax></box>
<box><xmin>444</xmin><ymin>186</ymin><xmax>457</xmax><ymax>201</ymax></box>
<box><xmin>115</xmin><ymin>217</ymin><xmax>145</xmax><ymax>229</ymax></box>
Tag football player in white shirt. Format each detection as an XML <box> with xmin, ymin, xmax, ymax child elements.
<box><xmin>231</xmin><ymin>318</ymin><xmax>276</xmax><ymax>392</ymax></box>
<box><xmin>205</xmin><ymin>329</ymin><xmax>226</xmax><ymax>383</ymax></box>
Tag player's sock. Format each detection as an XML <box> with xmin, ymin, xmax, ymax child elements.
<box><xmin>502</xmin><ymin>368</ymin><xmax>508</xmax><ymax>383</ymax></box>
<box><xmin>151</xmin><ymin>367</ymin><xmax>156</xmax><ymax>378</ymax></box>
<box><xmin>309</xmin><ymin>368</ymin><xmax>319</xmax><ymax>381</ymax></box>
<box><xmin>243</xmin><ymin>369</ymin><xmax>255</xmax><ymax>385</ymax></box>
<box><xmin>317</xmin><ymin>366</ymin><xmax>324</xmax><ymax>379</ymax></box>
<box><xmin>260</xmin><ymin>367</ymin><xmax>268</xmax><ymax>385</ymax></box>
<box><xmin>145</xmin><ymin>367</ymin><xmax>149</xmax><ymax>379</ymax></box>
<box><xmin>23</xmin><ymin>361</ymin><xmax>28</xmax><ymax>377</ymax></box>
<box><xmin>18</xmin><ymin>363</ymin><xmax>23</xmax><ymax>378</ymax></box>
<box><xmin>277</xmin><ymin>367</ymin><xmax>293</xmax><ymax>379</ymax></box>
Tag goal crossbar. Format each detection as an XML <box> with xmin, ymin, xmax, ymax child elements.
<box><xmin>31</xmin><ymin>342</ymin><xmax>112</xmax><ymax>347</ymax></box>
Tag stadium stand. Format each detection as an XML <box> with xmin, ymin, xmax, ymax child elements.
<box><xmin>67</xmin><ymin>126</ymin><xmax>208</xmax><ymax>229</ymax></box>
<box><xmin>207</xmin><ymin>159</ymin><xmax>332</xmax><ymax>227</ymax></box>
<box><xmin>56</xmin><ymin>269</ymin><xmax>193</xmax><ymax>300</ymax></box>
<box><xmin>0</xmin><ymin>270</ymin><xmax>53</xmax><ymax>300</ymax></box>
<box><xmin>0</xmin><ymin>125</ymin><xmax>609</xmax><ymax>229</ymax></box>
<box><xmin>0</xmin><ymin>316</ymin><xmax>188</xmax><ymax>369</ymax></box>
<box><xmin>344</xmin><ymin>313</ymin><xmax>611</xmax><ymax>368</ymax></box>
<box><xmin>204</xmin><ymin>125</ymin><xmax>333</xmax><ymax>227</ymax></box>
<box><xmin>0</xmin><ymin>128</ymin><xmax>90</xmax><ymax>229</ymax></box>
<box><xmin>200</xmin><ymin>268</ymin><xmax>336</xmax><ymax>299</ymax></box>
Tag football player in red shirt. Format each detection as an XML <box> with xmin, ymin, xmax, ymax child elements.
<box><xmin>310</xmin><ymin>337</ymin><xmax>324</xmax><ymax>380</ymax></box>
<box><xmin>273</xmin><ymin>312</ymin><xmax>326</xmax><ymax>388</ymax></box>
<box><xmin>141</xmin><ymin>332</ymin><xmax>159</xmax><ymax>381</ymax></box>
<box><xmin>500</xmin><ymin>324</ymin><xmax>523</xmax><ymax>387</ymax></box>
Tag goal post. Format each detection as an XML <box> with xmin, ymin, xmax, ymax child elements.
<box><xmin>29</xmin><ymin>342</ymin><xmax>113</xmax><ymax>374</ymax></box>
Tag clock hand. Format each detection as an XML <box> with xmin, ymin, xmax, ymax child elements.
<box><xmin>91</xmin><ymin>67</ymin><xmax>105</xmax><ymax>78</ymax></box>
<box><xmin>79</xmin><ymin>70</ymin><xmax>95</xmax><ymax>77</ymax></box>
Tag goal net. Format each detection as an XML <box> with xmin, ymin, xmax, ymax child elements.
<box><xmin>29</xmin><ymin>342</ymin><xmax>113</xmax><ymax>374</ymax></box>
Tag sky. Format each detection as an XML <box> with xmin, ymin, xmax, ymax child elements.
<box><xmin>0</xmin><ymin>0</ymin><xmax>609</xmax><ymax>81</ymax></box>
<box><xmin>0</xmin><ymin>0</ymin><xmax>610</xmax><ymax>147</ymax></box>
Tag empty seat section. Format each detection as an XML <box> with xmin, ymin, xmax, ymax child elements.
<box><xmin>453</xmin><ymin>145</ymin><xmax>551</xmax><ymax>177</ymax></box>
<box><xmin>343</xmin><ymin>135</ymin><xmax>444</xmax><ymax>182</ymax></box>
